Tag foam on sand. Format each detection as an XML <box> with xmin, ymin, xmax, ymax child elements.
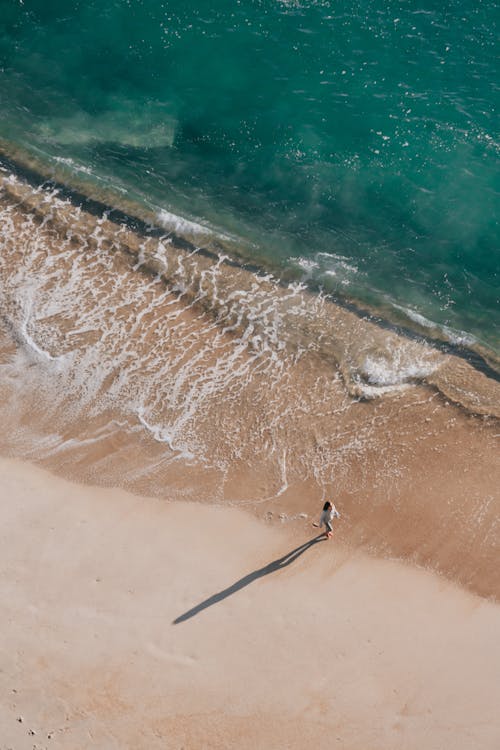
<box><xmin>0</xmin><ymin>166</ymin><xmax>499</xmax><ymax>601</ymax></box>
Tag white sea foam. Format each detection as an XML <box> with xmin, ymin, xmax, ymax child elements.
<box><xmin>136</xmin><ymin>410</ymin><xmax>196</xmax><ymax>461</ymax></box>
<box><xmin>17</xmin><ymin>302</ymin><xmax>65</xmax><ymax>364</ymax></box>
<box><xmin>316</xmin><ymin>252</ymin><xmax>359</xmax><ymax>275</ymax></box>
<box><xmin>392</xmin><ymin>303</ymin><xmax>478</xmax><ymax>347</ymax></box>
<box><xmin>292</xmin><ymin>257</ymin><xmax>318</xmax><ymax>280</ymax></box>
<box><xmin>53</xmin><ymin>156</ymin><xmax>94</xmax><ymax>176</ymax></box>
<box><xmin>361</xmin><ymin>352</ymin><xmax>438</xmax><ymax>388</ymax></box>
<box><xmin>20</xmin><ymin>327</ymin><xmax>59</xmax><ymax>361</ymax></box>
<box><xmin>2</xmin><ymin>170</ymin><xmax>496</xmax><ymax>503</ymax></box>
<box><xmin>346</xmin><ymin>335</ymin><xmax>442</xmax><ymax>399</ymax></box>
<box><xmin>156</xmin><ymin>208</ymin><xmax>212</xmax><ymax>238</ymax></box>
<box><xmin>290</xmin><ymin>251</ymin><xmax>360</xmax><ymax>287</ymax></box>
<box><xmin>156</xmin><ymin>207</ymin><xmax>234</xmax><ymax>247</ymax></box>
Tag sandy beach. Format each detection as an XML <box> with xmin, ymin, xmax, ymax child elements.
<box><xmin>1</xmin><ymin>456</ymin><xmax>499</xmax><ymax>750</ymax></box>
<box><xmin>1</xmin><ymin>165</ymin><xmax>500</xmax><ymax>749</ymax></box>
<box><xmin>1</xmin><ymin>0</ymin><xmax>499</xmax><ymax>742</ymax></box>
<box><xmin>1</xmin><ymin>169</ymin><xmax>500</xmax><ymax>598</ymax></box>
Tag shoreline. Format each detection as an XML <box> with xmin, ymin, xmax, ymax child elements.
<box><xmin>0</xmin><ymin>161</ymin><xmax>499</xmax><ymax>603</ymax></box>
<box><xmin>1</xmin><ymin>150</ymin><xmax>499</xmax><ymax>748</ymax></box>
<box><xmin>1</xmin><ymin>456</ymin><xmax>499</xmax><ymax>750</ymax></box>
<box><xmin>1</xmin><ymin>142</ymin><xmax>499</xmax><ymax>392</ymax></box>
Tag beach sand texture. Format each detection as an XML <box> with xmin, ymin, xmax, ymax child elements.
<box><xmin>1</xmin><ymin>457</ymin><xmax>499</xmax><ymax>750</ymax></box>
<box><xmin>0</xmin><ymin>170</ymin><xmax>499</xmax><ymax>748</ymax></box>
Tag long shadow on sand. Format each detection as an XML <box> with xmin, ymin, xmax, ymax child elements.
<box><xmin>173</xmin><ymin>534</ymin><xmax>325</xmax><ymax>624</ymax></box>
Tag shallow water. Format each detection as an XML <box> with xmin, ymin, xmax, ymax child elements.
<box><xmin>1</xmin><ymin>169</ymin><xmax>498</xmax><ymax>496</ymax></box>
<box><xmin>1</xmin><ymin>168</ymin><xmax>500</xmax><ymax>601</ymax></box>
<box><xmin>0</xmin><ymin>0</ymin><xmax>498</xmax><ymax>353</ymax></box>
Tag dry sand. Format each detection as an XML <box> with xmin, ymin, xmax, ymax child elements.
<box><xmin>1</xmin><ymin>164</ymin><xmax>500</xmax><ymax>749</ymax></box>
<box><xmin>1</xmin><ymin>456</ymin><xmax>499</xmax><ymax>750</ymax></box>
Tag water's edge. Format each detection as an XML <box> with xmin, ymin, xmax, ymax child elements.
<box><xmin>0</xmin><ymin>144</ymin><xmax>500</xmax><ymax>424</ymax></box>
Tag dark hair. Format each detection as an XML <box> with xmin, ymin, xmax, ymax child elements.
<box><xmin>323</xmin><ymin>501</ymin><xmax>332</xmax><ymax>511</ymax></box>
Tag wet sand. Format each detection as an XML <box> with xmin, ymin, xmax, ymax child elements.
<box><xmin>1</xmin><ymin>166</ymin><xmax>500</xmax><ymax>748</ymax></box>
<box><xmin>0</xmin><ymin>168</ymin><xmax>499</xmax><ymax>605</ymax></box>
<box><xmin>1</xmin><ymin>457</ymin><xmax>499</xmax><ymax>750</ymax></box>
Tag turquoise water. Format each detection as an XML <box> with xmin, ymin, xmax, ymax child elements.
<box><xmin>0</xmin><ymin>0</ymin><xmax>498</xmax><ymax>353</ymax></box>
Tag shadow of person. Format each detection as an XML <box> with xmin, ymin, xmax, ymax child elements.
<box><xmin>173</xmin><ymin>534</ymin><xmax>325</xmax><ymax>624</ymax></box>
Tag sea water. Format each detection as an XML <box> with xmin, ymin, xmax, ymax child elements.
<box><xmin>0</xmin><ymin>0</ymin><xmax>498</xmax><ymax>356</ymax></box>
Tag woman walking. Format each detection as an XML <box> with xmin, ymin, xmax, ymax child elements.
<box><xmin>317</xmin><ymin>501</ymin><xmax>340</xmax><ymax>539</ymax></box>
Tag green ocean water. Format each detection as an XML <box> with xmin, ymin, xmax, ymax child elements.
<box><xmin>0</xmin><ymin>0</ymin><xmax>498</xmax><ymax>353</ymax></box>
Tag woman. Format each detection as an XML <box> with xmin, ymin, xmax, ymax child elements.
<box><xmin>318</xmin><ymin>501</ymin><xmax>340</xmax><ymax>539</ymax></box>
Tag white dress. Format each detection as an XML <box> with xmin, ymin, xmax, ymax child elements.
<box><xmin>319</xmin><ymin>506</ymin><xmax>340</xmax><ymax>530</ymax></box>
